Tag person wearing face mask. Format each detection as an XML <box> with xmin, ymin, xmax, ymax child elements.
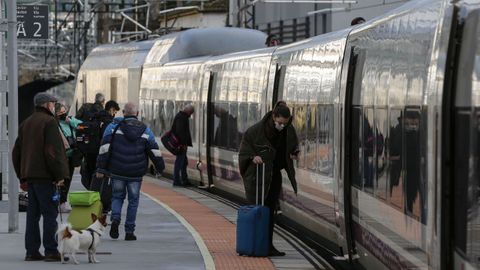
<box><xmin>238</xmin><ymin>103</ymin><xmax>299</xmax><ymax>257</ymax></box>
<box><xmin>55</xmin><ymin>103</ymin><xmax>83</xmax><ymax>212</ymax></box>
<box><xmin>12</xmin><ymin>92</ymin><xmax>70</xmax><ymax>262</ymax></box>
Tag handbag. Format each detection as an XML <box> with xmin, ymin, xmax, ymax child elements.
<box><xmin>161</xmin><ymin>130</ymin><xmax>181</xmax><ymax>155</ymax></box>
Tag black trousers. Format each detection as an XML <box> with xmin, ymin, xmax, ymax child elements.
<box><xmin>60</xmin><ymin>157</ymin><xmax>75</xmax><ymax>203</ymax></box>
<box><xmin>81</xmin><ymin>153</ymin><xmax>97</xmax><ymax>190</ymax></box>
<box><xmin>264</xmin><ymin>169</ymin><xmax>283</xmax><ymax>249</ymax></box>
<box><xmin>26</xmin><ymin>182</ymin><xmax>58</xmax><ymax>256</ymax></box>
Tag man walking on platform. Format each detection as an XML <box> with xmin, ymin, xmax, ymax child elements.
<box><xmin>171</xmin><ymin>104</ymin><xmax>194</xmax><ymax>187</ymax></box>
<box><xmin>96</xmin><ymin>102</ymin><xmax>165</xmax><ymax>241</ymax></box>
<box><xmin>12</xmin><ymin>92</ymin><xmax>70</xmax><ymax>262</ymax></box>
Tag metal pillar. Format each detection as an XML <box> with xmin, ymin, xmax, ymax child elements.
<box><xmin>7</xmin><ymin>0</ymin><xmax>19</xmax><ymax>233</ymax></box>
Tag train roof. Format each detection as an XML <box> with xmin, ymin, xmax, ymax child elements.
<box><xmin>348</xmin><ymin>0</ymin><xmax>443</xmax><ymax>37</ymax></box>
<box><xmin>80</xmin><ymin>39</ymin><xmax>156</xmax><ymax>70</ymax></box>
<box><xmin>144</xmin><ymin>27</ymin><xmax>268</xmax><ymax>66</ymax></box>
<box><xmin>205</xmin><ymin>47</ymin><xmax>276</xmax><ymax>66</ymax></box>
<box><xmin>273</xmin><ymin>29</ymin><xmax>350</xmax><ymax>57</ymax></box>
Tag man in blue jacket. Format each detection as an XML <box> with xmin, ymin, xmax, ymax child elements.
<box><xmin>96</xmin><ymin>102</ymin><xmax>165</xmax><ymax>241</ymax></box>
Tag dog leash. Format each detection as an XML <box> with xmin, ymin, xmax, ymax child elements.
<box><xmin>55</xmin><ymin>185</ymin><xmax>63</xmax><ymax>223</ymax></box>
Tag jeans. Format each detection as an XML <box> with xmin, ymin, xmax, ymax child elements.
<box><xmin>111</xmin><ymin>178</ymin><xmax>142</xmax><ymax>233</ymax></box>
<box><xmin>25</xmin><ymin>182</ymin><xmax>58</xmax><ymax>256</ymax></box>
<box><xmin>173</xmin><ymin>150</ymin><xmax>188</xmax><ymax>185</ymax></box>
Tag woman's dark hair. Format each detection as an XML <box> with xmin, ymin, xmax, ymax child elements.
<box><xmin>273</xmin><ymin>104</ymin><xmax>291</xmax><ymax>118</ymax></box>
<box><xmin>55</xmin><ymin>103</ymin><xmax>66</xmax><ymax>114</ymax></box>
<box><xmin>274</xmin><ymin>100</ymin><xmax>287</xmax><ymax>109</ymax></box>
<box><xmin>105</xmin><ymin>100</ymin><xmax>120</xmax><ymax>111</ymax></box>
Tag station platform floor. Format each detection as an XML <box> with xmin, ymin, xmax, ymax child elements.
<box><xmin>0</xmin><ymin>173</ymin><xmax>334</xmax><ymax>270</ymax></box>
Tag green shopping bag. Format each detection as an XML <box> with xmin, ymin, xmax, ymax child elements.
<box><xmin>68</xmin><ymin>191</ymin><xmax>100</xmax><ymax>206</ymax></box>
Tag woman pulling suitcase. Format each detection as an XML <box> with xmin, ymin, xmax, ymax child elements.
<box><xmin>238</xmin><ymin>102</ymin><xmax>299</xmax><ymax>257</ymax></box>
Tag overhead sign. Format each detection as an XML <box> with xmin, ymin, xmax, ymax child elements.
<box><xmin>16</xmin><ymin>5</ymin><xmax>49</xmax><ymax>39</ymax></box>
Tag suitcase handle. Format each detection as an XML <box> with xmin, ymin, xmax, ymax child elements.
<box><xmin>255</xmin><ymin>163</ymin><xmax>265</xmax><ymax>206</ymax></box>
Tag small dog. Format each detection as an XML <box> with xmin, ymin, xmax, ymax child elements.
<box><xmin>57</xmin><ymin>213</ymin><xmax>108</xmax><ymax>264</ymax></box>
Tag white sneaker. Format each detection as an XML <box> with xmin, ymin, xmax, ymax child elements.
<box><xmin>60</xmin><ymin>202</ymin><xmax>72</xmax><ymax>213</ymax></box>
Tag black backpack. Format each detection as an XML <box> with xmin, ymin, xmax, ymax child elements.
<box><xmin>75</xmin><ymin>106</ymin><xmax>102</xmax><ymax>155</ymax></box>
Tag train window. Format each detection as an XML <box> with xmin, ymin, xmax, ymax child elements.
<box><xmin>375</xmin><ymin>107</ymin><xmax>388</xmax><ymax>200</ymax></box>
<box><xmin>227</xmin><ymin>102</ymin><xmax>239</xmax><ymax>150</ymax></box>
<box><xmin>318</xmin><ymin>105</ymin><xmax>334</xmax><ymax>176</ymax></box>
<box><xmin>248</xmin><ymin>103</ymin><xmax>260</xmax><ymax>130</ymax></box>
<box><xmin>152</xmin><ymin>100</ymin><xmax>160</xmax><ymax>136</ymax></box>
<box><xmin>404</xmin><ymin>107</ymin><xmax>426</xmax><ymax>224</ymax></box>
<box><xmin>292</xmin><ymin>103</ymin><xmax>307</xmax><ymax>169</ymax></box>
<box><xmin>157</xmin><ymin>99</ymin><xmax>166</xmax><ymax>135</ymax></box>
<box><xmin>388</xmin><ymin>109</ymin><xmax>403</xmax><ymax>209</ymax></box>
<box><xmin>305</xmin><ymin>103</ymin><xmax>317</xmax><ymax>172</ymax></box>
<box><xmin>212</xmin><ymin>102</ymin><xmax>227</xmax><ymax>149</ymax></box>
<box><xmin>363</xmin><ymin>107</ymin><xmax>375</xmax><ymax>194</ymax></box>
<box><xmin>165</xmin><ymin>100</ymin><xmax>175</xmax><ymax>127</ymax></box>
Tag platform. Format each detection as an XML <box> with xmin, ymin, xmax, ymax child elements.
<box><xmin>0</xmin><ymin>173</ymin><xmax>334</xmax><ymax>270</ymax></box>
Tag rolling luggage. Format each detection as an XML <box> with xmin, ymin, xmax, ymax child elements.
<box><xmin>67</xmin><ymin>191</ymin><xmax>103</xmax><ymax>230</ymax></box>
<box><xmin>236</xmin><ymin>163</ymin><xmax>270</xmax><ymax>257</ymax></box>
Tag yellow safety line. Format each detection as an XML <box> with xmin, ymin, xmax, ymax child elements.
<box><xmin>141</xmin><ymin>191</ymin><xmax>216</xmax><ymax>270</ymax></box>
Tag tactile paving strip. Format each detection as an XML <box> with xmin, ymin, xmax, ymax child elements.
<box><xmin>142</xmin><ymin>182</ymin><xmax>275</xmax><ymax>270</ymax></box>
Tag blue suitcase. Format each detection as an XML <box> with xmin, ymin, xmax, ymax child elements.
<box><xmin>236</xmin><ymin>164</ymin><xmax>270</xmax><ymax>257</ymax></box>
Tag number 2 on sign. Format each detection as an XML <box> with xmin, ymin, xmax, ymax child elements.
<box><xmin>33</xmin><ymin>22</ymin><xmax>42</xmax><ymax>37</ymax></box>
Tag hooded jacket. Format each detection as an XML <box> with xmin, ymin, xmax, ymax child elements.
<box><xmin>238</xmin><ymin>111</ymin><xmax>299</xmax><ymax>204</ymax></box>
<box><xmin>96</xmin><ymin>116</ymin><xmax>165</xmax><ymax>181</ymax></box>
<box><xmin>12</xmin><ymin>107</ymin><xmax>70</xmax><ymax>183</ymax></box>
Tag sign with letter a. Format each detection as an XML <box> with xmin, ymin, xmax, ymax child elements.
<box><xmin>16</xmin><ymin>5</ymin><xmax>49</xmax><ymax>40</ymax></box>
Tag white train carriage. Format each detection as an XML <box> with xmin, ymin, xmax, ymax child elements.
<box><xmin>72</xmin><ymin>1</ymin><xmax>480</xmax><ymax>268</ymax></box>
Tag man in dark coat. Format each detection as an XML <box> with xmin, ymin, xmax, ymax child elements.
<box><xmin>12</xmin><ymin>92</ymin><xmax>70</xmax><ymax>262</ymax></box>
<box><xmin>79</xmin><ymin>99</ymin><xmax>119</xmax><ymax>190</ymax></box>
<box><xmin>96</xmin><ymin>102</ymin><xmax>165</xmax><ymax>241</ymax></box>
<box><xmin>75</xmin><ymin>92</ymin><xmax>105</xmax><ymax>122</ymax></box>
<box><xmin>238</xmin><ymin>104</ymin><xmax>299</xmax><ymax>256</ymax></box>
<box><xmin>171</xmin><ymin>104</ymin><xmax>194</xmax><ymax>186</ymax></box>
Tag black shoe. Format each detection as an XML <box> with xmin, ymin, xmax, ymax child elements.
<box><xmin>44</xmin><ymin>253</ymin><xmax>69</xmax><ymax>262</ymax></box>
<box><xmin>173</xmin><ymin>182</ymin><xmax>184</xmax><ymax>187</ymax></box>
<box><xmin>183</xmin><ymin>181</ymin><xmax>193</xmax><ymax>187</ymax></box>
<box><xmin>25</xmin><ymin>253</ymin><xmax>44</xmax><ymax>261</ymax></box>
<box><xmin>110</xmin><ymin>220</ymin><xmax>120</xmax><ymax>239</ymax></box>
<box><xmin>268</xmin><ymin>247</ymin><xmax>286</xmax><ymax>257</ymax></box>
<box><xmin>125</xmin><ymin>233</ymin><xmax>137</xmax><ymax>241</ymax></box>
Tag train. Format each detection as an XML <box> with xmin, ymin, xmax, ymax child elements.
<box><xmin>71</xmin><ymin>0</ymin><xmax>480</xmax><ymax>269</ymax></box>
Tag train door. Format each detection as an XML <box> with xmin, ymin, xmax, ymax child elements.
<box><xmin>202</xmin><ymin>71</ymin><xmax>216</xmax><ymax>187</ymax></box>
<box><xmin>449</xmin><ymin>7</ymin><xmax>480</xmax><ymax>270</ymax></box>
<box><xmin>271</xmin><ymin>64</ymin><xmax>286</xmax><ymax>107</ymax></box>
<box><xmin>342</xmin><ymin>45</ymin><xmax>362</xmax><ymax>261</ymax></box>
